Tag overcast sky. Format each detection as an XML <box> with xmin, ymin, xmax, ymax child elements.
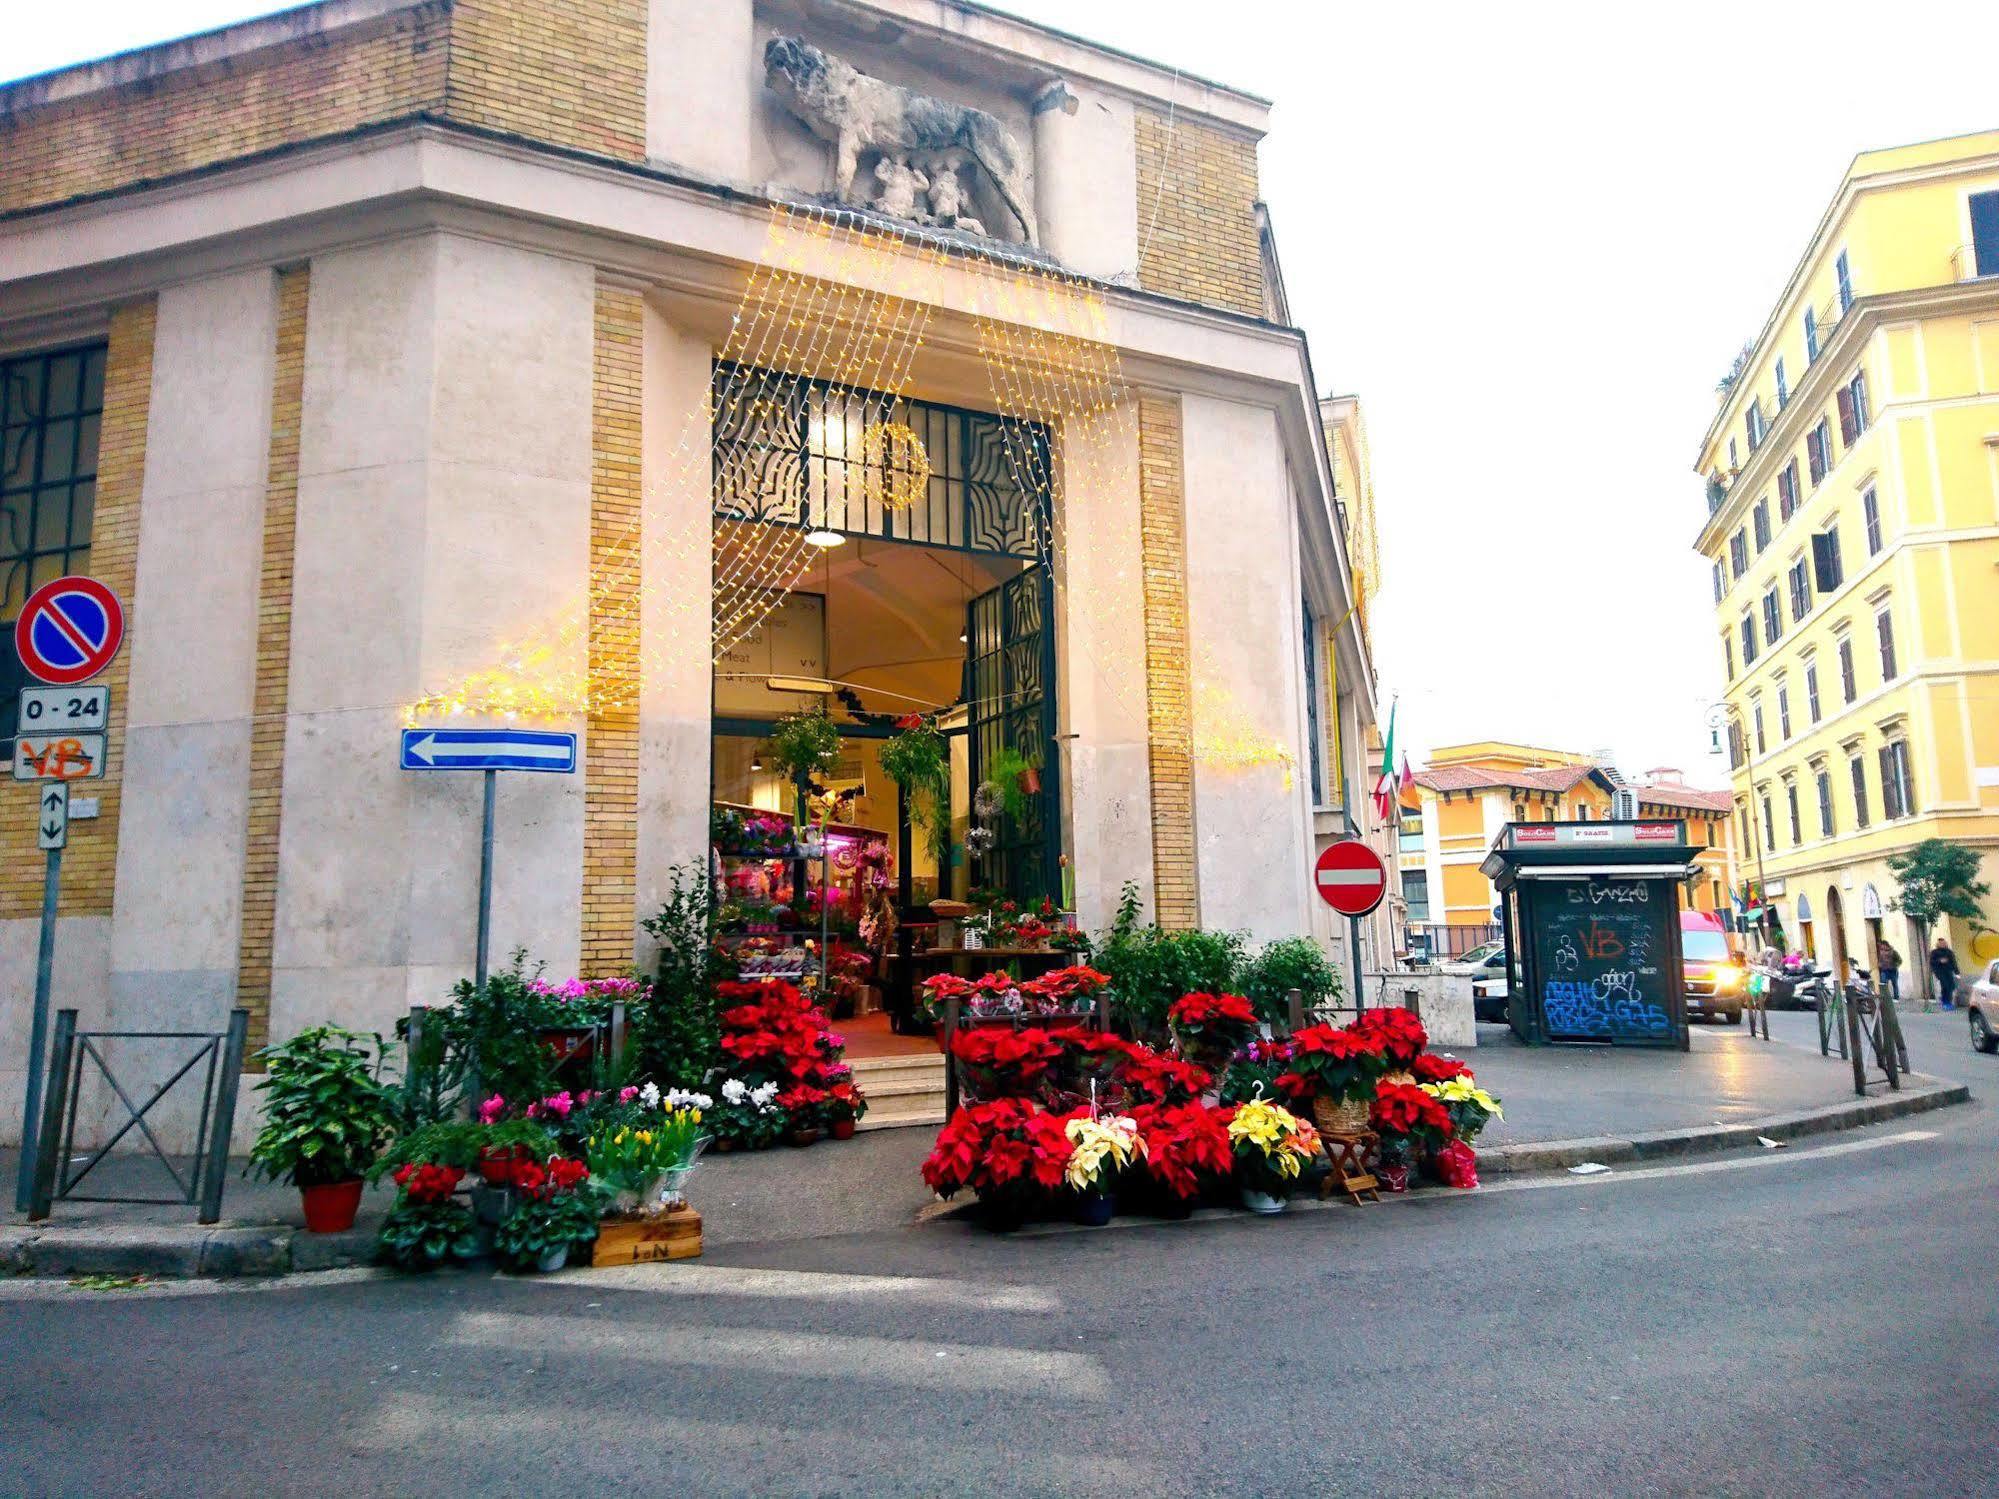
<box><xmin>12</xmin><ymin>2</ymin><xmax>1999</xmax><ymax>787</ymax></box>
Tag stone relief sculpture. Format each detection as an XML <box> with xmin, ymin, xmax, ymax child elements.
<box><xmin>763</xmin><ymin>34</ymin><xmax>1036</xmax><ymax>245</ymax></box>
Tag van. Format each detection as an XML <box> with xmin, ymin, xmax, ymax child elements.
<box><xmin>1681</xmin><ymin>910</ymin><xmax>1746</xmax><ymax>1024</ymax></box>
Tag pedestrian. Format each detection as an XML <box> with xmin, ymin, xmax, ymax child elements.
<box><xmin>1874</xmin><ymin>936</ymin><xmax>1902</xmax><ymax>1003</ymax></box>
<box><xmin>1929</xmin><ymin>934</ymin><xmax>1960</xmax><ymax>1009</ymax></box>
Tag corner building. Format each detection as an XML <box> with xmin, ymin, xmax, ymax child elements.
<box><xmin>1693</xmin><ymin>131</ymin><xmax>1999</xmax><ymax>978</ymax></box>
<box><xmin>0</xmin><ymin>0</ymin><xmax>1378</xmax><ymax>1139</ymax></box>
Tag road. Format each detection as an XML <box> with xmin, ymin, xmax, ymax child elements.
<box><xmin>4</xmin><ymin>1066</ymin><xmax>1994</xmax><ymax>1499</ymax></box>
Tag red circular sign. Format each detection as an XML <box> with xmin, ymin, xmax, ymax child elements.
<box><xmin>1314</xmin><ymin>838</ymin><xmax>1387</xmax><ymax>917</ymax></box>
<box><xmin>15</xmin><ymin>576</ymin><xmax>124</xmax><ymax>686</ymax></box>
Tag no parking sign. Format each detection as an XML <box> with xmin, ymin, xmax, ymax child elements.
<box><xmin>15</xmin><ymin>577</ymin><xmax>124</xmax><ymax>686</ymax></box>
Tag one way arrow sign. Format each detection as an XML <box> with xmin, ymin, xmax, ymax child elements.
<box><xmin>400</xmin><ymin>727</ymin><xmax>577</xmax><ymax>774</ymax></box>
<box><xmin>38</xmin><ymin>783</ymin><xmax>67</xmax><ymax>850</ymax></box>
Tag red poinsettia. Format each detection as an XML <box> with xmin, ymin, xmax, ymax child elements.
<box><xmin>1115</xmin><ymin>1044</ymin><xmax>1214</xmax><ymax>1105</ymax></box>
<box><xmin>1410</xmin><ymin>1053</ymin><xmax>1472</xmax><ymax>1085</ymax></box>
<box><xmin>1369</xmin><ymin>1079</ymin><xmax>1455</xmax><ymax>1145</ymax></box>
<box><xmin>1351</xmin><ymin>1006</ymin><xmax>1428</xmax><ymax>1065</ymax></box>
<box><xmin>1283</xmin><ymin>1024</ymin><xmax>1390</xmax><ymax>1102</ymax></box>
<box><xmin>920</xmin><ymin>1099</ymin><xmax>1073</xmax><ymax>1199</ymax></box>
<box><xmin>950</xmin><ymin>1026</ymin><xmax>1068</xmax><ymax>1099</ymax></box>
<box><xmin>1131</xmin><ymin>1101</ymin><xmax>1233</xmax><ymax>1199</ymax></box>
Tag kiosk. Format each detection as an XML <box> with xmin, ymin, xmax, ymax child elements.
<box><xmin>1481</xmin><ymin>821</ymin><xmax>1703</xmax><ymax>1050</ymax></box>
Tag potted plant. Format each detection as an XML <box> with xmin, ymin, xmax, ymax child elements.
<box><xmin>1062</xmin><ymin>1112</ymin><xmax>1142</xmax><ymax>1225</ymax></box>
<box><xmin>586</xmin><ymin>1103</ymin><xmax>710</xmax><ymax>1218</ymax></box>
<box><xmin>710</xmin><ymin>1076</ymin><xmax>785</xmax><ymax>1150</ymax></box>
<box><xmin>824</xmin><ymin>1079</ymin><xmax>867</xmax><ymax>1140</ymax></box>
<box><xmin>378</xmin><ymin>1161</ymin><xmax>479</xmax><ymax>1269</ymax></box>
<box><xmin>248</xmin><ymin>1025</ymin><xmax>400</xmax><ymax>1233</ymax></box>
<box><xmin>472</xmin><ymin>1117</ymin><xmax>561</xmax><ymax>1186</ymax></box>
<box><xmin>1129</xmin><ymin>1100</ymin><xmax>1232</xmax><ymax>1217</ymax></box>
<box><xmin>1167</xmin><ymin>991</ymin><xmax>1259</xmax><ymax>1072</ymax></box>
<box><xmin>1279</xmin><ymin>1023</ymin><xmax>1389</xmax><ymax>1136</ymax></box>
<box><xmin>984</xmin><ymin>745</ymin><xmax>1041</xmax><ymax>816</ymax></box>
<box><xmin>879</xmin><ymin>719</ymin><xmax>951</xmax><ymax>860</ymax></box>
<box><xmin>1368</xmin><ymin>1079</ymin><xmax>1455</xmax><ymax>1193</ymax></box>
<box><xmin>778</xmin><ymin>1084</ymin><xmax>829</xmax><ymax>1145</ymax></box>
<box><xmin>493</xmin><ymin>1156</ymin><xmax>600</xmax><ymax>1272</ymax></box>
<box><xmin>920</xmin><ymin>1097</ymin><xmax>1072</xmax><ymax>1231</ymax></box>
<box><xmin>765</xmin><ymin>706</ymin><xmax>842</xmax><ymax>812</ymax></box>
<box><xmin>1225</xmin><ymin>1094</ymin><xmax>1319</xmax><ymax>1214</ymax></box>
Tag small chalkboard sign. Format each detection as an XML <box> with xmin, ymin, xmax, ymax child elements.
<box><xmin>1532</xmin><ymin>879</ymin><xmax>1677</xmax><ymax>1044</ymax></box>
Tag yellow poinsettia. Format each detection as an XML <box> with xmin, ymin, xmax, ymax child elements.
<box><xmin>1227</xmin><ymin>1097</ymin><xmax>1318</xmax><ymax>1179</ymax></box>
<box><xmin>1064</xmin><ymin>1114</ymin><xmax>1145</xmax><ymax>1192</ymax></box>
<box><xmin>1421</xmin><ymin>1077</ymin><xmax>1503</xmax><ymax>1118</ymax></box>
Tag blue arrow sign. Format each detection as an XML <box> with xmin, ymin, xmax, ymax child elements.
<box><xmin>400</xmin><ymin>727</ymin><xmax>577</xmax><ymax>773</ymax></box>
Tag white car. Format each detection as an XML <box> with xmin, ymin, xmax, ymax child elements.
<box><xmin>1969</xmin><ymin>959</ymin><xmax>1999</xmax><ymax>1055</ymax></box>
<box><xmin>1442</xmin><ymin>940</ymin><xmax>1506</xmax><ymax>977</ymax></box>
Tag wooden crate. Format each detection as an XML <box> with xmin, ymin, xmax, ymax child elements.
<box><xmin>590</xmin><ymin>1206</ymin><xmax>703</xmax><ymax>1266</ymax></box>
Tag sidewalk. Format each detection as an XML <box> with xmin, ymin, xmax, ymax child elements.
<box><xmin>2</xmin><ymin>1020</ymin><xmax>1972</xmax><ymax>1276</ymax></box>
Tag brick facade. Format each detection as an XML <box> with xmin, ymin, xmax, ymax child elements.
<box><xmin>0</xmin><ymin>301</ymin><xmax>153</xmax><ymax>921</ymax></box>
<box><xmin>1133</xmin><ymin>109</ymin><xmax>1266</xmax><ymax>319</ymax></box>
<box><xmin>234</xmin><ymin>267</ymin><xmax>310</xmax><ymax>1050</ymax></box>
<box><xmin>1137</xmin><ymin>391</ymin><xmax>1198</xmax><ymax>929</ymax></box>
<box><xmin>582</xmin><ymin>281</ymin><xmax>644</xmax><ymax>975</ymax></box>
<box><xmin>0</xmin><ymin>0</ymin><xmax>646</xmax><ymax>220</ymax></box>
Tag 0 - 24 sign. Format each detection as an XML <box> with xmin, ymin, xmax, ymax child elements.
<box><xmin>18</xmin><ymin>684</ymin><xmax>109</xmax><ymax>734</ymax></box>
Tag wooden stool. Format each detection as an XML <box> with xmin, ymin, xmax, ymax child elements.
<box><xmin>1318</xmin><ymin>1130</ymin><xmax>1380</xmax><ymax>1204</ymax></box>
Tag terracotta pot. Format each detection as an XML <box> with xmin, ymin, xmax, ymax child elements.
<box><xmin>830</xmin><ymin>1118</ymin><xmax>857</xmax><ymax>1141</ymax></box>
<box><xmin>712</xmin><ymin>1137</ymin><xmax>737</xmax><ymax>1154</ymax></box>
<box><xmin>787</xmin><ymin>1126</ymin><xmax>822</xmax><ymax>1147</ymax></box>
<box><xmin>1018</xmin><ymin>766</ymin><xmax>1042</xmax><ymax>796</ymax></box>
<box><xmin>300</xmin><ymin>1179</ymin><xmax>364</xmax><ymax>1234</ymax></box>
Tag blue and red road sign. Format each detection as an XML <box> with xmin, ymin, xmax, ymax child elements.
<box><xmin>15</xmin><ymin>576</ymin><xmax>124</xmax><ymax>686</ymax></box>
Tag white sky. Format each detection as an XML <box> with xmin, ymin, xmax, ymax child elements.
<box><xmin>11</xmin><ymin>1</ymin><xmax>1999</xmax><ymax>787</ymax></box>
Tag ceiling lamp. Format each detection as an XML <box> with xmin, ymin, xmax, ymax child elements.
<box><xmin>804</xmin><ymin>525</ymin><xmax>845</xmax><ymax>547</ymax></box>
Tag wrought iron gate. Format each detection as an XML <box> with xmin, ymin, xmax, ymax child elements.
<box><xmin>964</xmin><ymin>564</ymin><xmax>1059</xmax><ymax>903</ymax></box>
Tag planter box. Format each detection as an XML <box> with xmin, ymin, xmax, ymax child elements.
<box><xmin>590</xmin><ymin>1206</ymin><xmax>703</xmax><ymax>1266</ymax></box>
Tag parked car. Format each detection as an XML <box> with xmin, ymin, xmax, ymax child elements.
<box><xmin>1969</xmin><ymin>959</ymin><xmax>1999</xmax><ymax>1055</ymax></box>
<box><xmin>1446</xmin><ymin>943</ymin><xmax>1512</xmax><ymax>1024</ymax></box>
<box><xmin>1682</xmin><ymin>913</ymin><xmax>1746</xmax><ymax>1025</ymax></box>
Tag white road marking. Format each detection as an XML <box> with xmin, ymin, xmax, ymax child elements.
<box><xmin>524</xmin><ymin>1262</ymin><xmax>1061</xmax><ymax>1311</ymax></box>
<box><xmin>1475</xmin><ymin>1128</ymin><xmax>1940</xmax><ymax>1194</ymax></box>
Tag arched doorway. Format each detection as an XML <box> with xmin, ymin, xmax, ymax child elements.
<box><xmin>1826</xmin><ymin>885</ymin><xmax>1848</xmax><ymax>981</ymax></box>
<box><xmin>1795</xmin><ymin>892</ymin><xmax>1815</xmax><ymax>959</ymax></box>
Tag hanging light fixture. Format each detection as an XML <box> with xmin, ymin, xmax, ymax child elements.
<box><xmin>805</xmin><ymin>524</ymin><xmax>845</xmax><ymax>547</ymax></box>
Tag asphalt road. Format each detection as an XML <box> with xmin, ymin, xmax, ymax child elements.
<box><xmin>3</xmin><ymin>1097</ymin><xmax>1993</xmax><ymax>1498</ymax></box>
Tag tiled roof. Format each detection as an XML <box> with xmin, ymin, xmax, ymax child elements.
<box><xmin>1412</xmin><ymin>764</ymin><xmax>1599</xmax><ymax>795</ymax></box>
<box><xmin>1632</xmin><ymin>783</ymin><xmax>1733</xmax><ymax>813</ymax></box>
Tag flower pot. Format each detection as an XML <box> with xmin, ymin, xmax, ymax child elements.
<box><xmin>300</xmin><ymin>1179</ymin><xmax>365</xmax><ymax>1233</ymax></box>
<box><xmin>476</xmin><ymin>1146</ymin><xmax>530</xmax><ymax>1186</ymax></box>
<box><xmin>712</xmin><ymin>1137</ymin><xmax>737</xmax><ymax>1154</ymax></box>
<box><xmin>1073</xmin><ymin>1190</ymin><xmax>1116</xmax><ymax>1227</ymax></box>
<box><xmin>1312</xmin><ymin>1093</ymin><xmax>1371</xmax><ymax>1136</ymax></box>
<box><xmin>1239</xmin><ymin>1186</ymin><xmax>1286</xmax><ymax>1215</ymax></box>
<box><xmin>535</xmin><ymin>1245</ymin><xmax>570</xmax><ymax>1274</ymax></box>
<box><xmin>830</xmin><ymin>1118</ymin><xmax>857</xmax><ymax>1141</ymax></box>
<box><xmin>787</xmin><ymin>1126</ymin><xmax>822</xmax><ymax>1147</ymax></box>
<box><xmin>1018</xmin><ymin>766</ymin><xmax>1042</xmax><ymax>796</ymax></box>
<box><xmin>1377</xmin><ymin>1162</ymin><xmax>1411</xmax><ymax>1194</ymax></box>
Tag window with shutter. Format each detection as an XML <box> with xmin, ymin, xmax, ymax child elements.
<box><xmin>1776</xmin><ymin>357</ymin><xmax>1789</xmax><ymax>407</ymax></box>
<box><xmin>1762</xmin><ymin>588</ymin><xmax>1781</xmax><ymax>646</ymax></box>
<box><xmin>1805</xmin><ymin>661</ymin><xmax>1821</xmax><ymax>722</ymax></box>
<box><xmin>1974</xmin><ymin>190</ymin><xmax>1999</xmax><ymax>278</ymax></box>
<box><xmin>1788</xmin><ymin>558</ymin><xmax>1811</xmax><ymax>621</ymax></box>
<box><xmin>1787</xmin><ymin>783</ymin><xmax>1801</xmax><ymax>844</ymax></box>
<box><xmin>1876</xmin><ymin>609</ymin><xmax>1896</xmax><ymax>679</ymax></box>
<box><xmin>1863</xmin><ymin>489</ymin><xmax>1881</xmax><ymax>554</ymax></box>
<box><xmin>1805</xmin><ymin>306</ymin><xmax>1820</xmax><ymax>362</ymax></box>
<box><xmin>1807</xmin><ymin>419</ymin><xmax>1831</xmax><ymax>485</ymax></box>
<box><xmin>1836</xmin><ymin>385</ymin><xmax>1856</xmax><ymax>445</ymax></box>
<box><xmin>1836</xmin><ymin>251</ymin><xmax>1853</xmax><ymax>312</ymax></box>
<box><xmin>1753</xmin><ymin>499</ymin><xmax>1770</xmax><ymax>551</ymax></box>
<box><xmin>1740</xmin><ymin>613</ymin><xmax>1758</xmax><ymax>666</ymax></box>
<box><xmin>1777</xmin><ymin>461</ymin><xmax>1798</xmax><ymax>519</ymax></box>
<box><xmin>1838</xmin><ymin>637</ymin><xmax>1856</xmax><ymax>702</ymax></box>
<box><xmin>1850</xmin><ymin>754</ymin><xmax>1870</xmax><ymax>828</ymax></box>
<box><xmin>1812</xmin><ymin>525</ymin><xmax>1842</xmax><ymax>592</ymax></box>
<box><xmin>1778</xmin><ymin>686</ymin><xmax>1791</xmax><ymax>739</ymax></box>
<box><xmin>1816</xmin><ymin>769</ymin><xmax>1834</xmax><ymax>837</ymax></box>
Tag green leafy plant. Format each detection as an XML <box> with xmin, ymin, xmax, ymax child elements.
<box><xmin>1239</xmin><ymin>936</ymin><xmax>1343</xmax><ymax>1028</ymax></box>
<box><xmin>369</xmin><ymin>1118</ymin><xmax>559</xmax><ymax>1181</ymax></box>
<box><xmin>1091</xmin><ymin>884</ymin><xmax>1245</xmax><ymax>1041</ymax></box>
<box><xmin>766</xmin><ymin>706</ymin><xmax>843</xmax><ymax>785</ymax></box>
<box><xmin>428</xmin><ymin>951</ymin><xmax>574</xmax><ymax>1106</ymax></box>
<box><xmin>637</xmin><ymin>864</ymin><xmax>729</xmax><ymax>1089</ymax></box>
<box><xmin>983</xmin><ymin>745</ymin><xmax>1040</xmax><ymax>823</ymax></box>
<box><xmin>247</xmin><ymin>1026</ymin><xmax>401</xmax><ymax>1188</ymax></box>
<box><xmin>880</xmin><ymin>720</ymin><xmax>952</xmax><ymax>861</ymax></box>
<box><xmin>493</xmin><ymin>1188</ymin><xmax>601</xmax><ymax>1272</ymax></box>
<box><xmin>377</xmin><ymin>1198</ymin><xmax>479</xmax><ymax>1270</ymax></box>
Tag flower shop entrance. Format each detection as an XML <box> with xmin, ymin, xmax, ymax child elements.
<box><xmin>708</xmin><ymin>362</ymin><xmax>1065</xmax><ymax>1073</ymax></box>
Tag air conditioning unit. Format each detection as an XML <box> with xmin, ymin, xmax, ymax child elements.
<box><xmin>1611</xmin><ymin>788</ymin><xmax>1639</xmax><ymax>820</ymax></box>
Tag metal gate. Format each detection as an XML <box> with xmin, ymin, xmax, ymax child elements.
<box><xmin>28</xmin><ymin>1008</ymin><xmax>249</xmax><ymax>1224</ymax></box>
<box><xmin>964</xmin><ymin>564</ymin><xmax>1059</xmax><ymax>903</ymax></box>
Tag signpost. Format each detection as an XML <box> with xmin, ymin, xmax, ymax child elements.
<box><xmin>13</xmin><ymin>577</ymin><xmax>122</xmax><ymax>1210</ymax></box>
<box><xmin>400</xmin><ymin>728</ymin><xmax>578</xmax><ymax>987</ymax></box>
<box><xmin>1314</xmin><ymin>838</ymin><xmax>1388</xmax><ymax>1018</ymax></box>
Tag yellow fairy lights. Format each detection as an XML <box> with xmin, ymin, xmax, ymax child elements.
<box><xmin>859</xmin><ymin>420</ymin><xmax>930</xmax><ymax>512</ymax></box>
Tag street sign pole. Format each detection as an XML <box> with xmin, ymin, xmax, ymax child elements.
<box><xmin>1349</xmin><ymin>913</ymin><xmax>1367</xmax><ymax>1017</ymax></box>
<box><xmin>475</xmin><ymin>768</ymin><xmax>497</xmax><ymax>990</ymax></box>
<box><xmin>15</xmin><ymin>842</ymin><xmax>62</xmax><ymax>1212</ymax></box>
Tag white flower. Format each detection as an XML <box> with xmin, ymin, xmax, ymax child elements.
<box><xmin>751</xmin><ymin>1081</ymin><xmax>780</xmax><ymax>1109</ymax></box>
<box><xmin>638</xmin><ymin>1081</ymin><xmax>661</xmax><ymax>1109</ymax></box>
<box><xmin>721</xmin><ymin>1078</ymin><xmax>749</xmax><ymax>1104</ymax></box>
<box><xmin>667</xmin><ymin>1088</ymin><xmax>713</xmax><ymax>1111</ymax></box>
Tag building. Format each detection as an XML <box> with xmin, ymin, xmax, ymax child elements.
<box><xmin>1407</xmin><ymin>743</ymin><xmax>1734</xmax><ymax>958</ymax></box>
<box><xmin>1693</xmin><ymin>130</ymin><xmax>1999</xmax><ymax>980</ymax></box>
<box><xmin>0</xmin><ymin>0</ymin><xmax>1379</xmax><ymax>1140</ymax></box>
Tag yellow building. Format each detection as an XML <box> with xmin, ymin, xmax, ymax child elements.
<box><xmin>1408</xmin><ymin>743</ymin><xmax>1735</xmax><ymax>958</ymax></box>
<box><xmin>1693</xmin><ymin>130</ymin><xmax>1999</xmax><ymax>980</ymax></box>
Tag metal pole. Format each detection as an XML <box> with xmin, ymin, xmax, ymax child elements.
<box><xmin>27</xmin><ymin>1008</ymin><xmax>77</xmax><ymax>1221</ymax></box>
<box><xmin>475</xmin><ymin>767</ymin><xmax>496</xmax><ymax>989</ymax></box>
<box><xmin>199</xmin><ymin>1010</ymin><xmax>250</xmax><ymax>1225</ymax></box>
<box><xmin>1348</xmin><ymin>914</ymin><xmax>1367</xmax><ymax>1017</ymax></box>
<box><xmin>15</xmin><ymin>845</ymin><xmax>62</xmax><ymax>1212</ymax></box>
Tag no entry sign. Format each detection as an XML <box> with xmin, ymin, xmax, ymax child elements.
<box><xmin>1314</xmin><ymin>838</ymin><xmax>1387</xmax><ymax>917</ymax></box>
<box><xmin>16</xmin><ymin>577</ymin><xmax>124</xmax><ymax>686</ymax></box>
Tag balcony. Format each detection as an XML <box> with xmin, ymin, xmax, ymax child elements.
<box><xmin>1951</xmin><ymin>243</ymin><xmax>1998</xmax><ymax>282</ymax></box>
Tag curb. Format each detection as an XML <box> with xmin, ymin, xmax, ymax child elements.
<box><xmin>1480</xmin><ymin>1075</ymin><xmax>1972</xmax><ymax>1175</ymax></box>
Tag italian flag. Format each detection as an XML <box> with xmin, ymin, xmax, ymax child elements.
<box><xmin>1372</xmin><ymin>699</ymin><xmax>1412</xmax><ymax>821</ymax></box>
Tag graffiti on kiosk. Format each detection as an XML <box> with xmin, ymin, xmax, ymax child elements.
<box><xmin>1542</xmin><ymin>976</ymin><xmax>1671</xmax><ymax>1038</ymax></box>
<box><xmin>1553</xmin><ymin>934</ymin><xmax>1580</xmax><ymax>972</ymax></box>
<box><xmin>1565</xmin><ymin>882</ymin><xmax>1650</xmax><ymax>905</ymax></box>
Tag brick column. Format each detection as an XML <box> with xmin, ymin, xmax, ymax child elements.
<box><xmin>1138</xmin><ymin>391</ymin><xmax>1198</xmax><ymax>928</ymax></box>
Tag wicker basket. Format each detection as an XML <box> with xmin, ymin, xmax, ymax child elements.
<box><xmin>1382</xmin><ymin>1069</ymin><xmax>1416</xmax><ymax>1088</ymax></box>
<box><xmin>1312</xmin><ymin>1093</ymin><xmax>1371</xmax><ymax>1135</ymax></box>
